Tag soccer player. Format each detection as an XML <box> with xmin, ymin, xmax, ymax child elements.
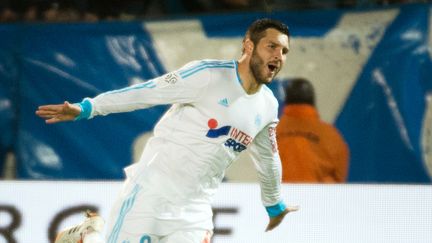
<box><xmin>36</xmin><ymin>18</ymin><xmax>299</xmax><ymax>243</ymax></box>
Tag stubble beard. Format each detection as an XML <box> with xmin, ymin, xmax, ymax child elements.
<box><xmin>249</xmin><ymin>49</ymin><xmax>279</xmax><ymax>85</ymax></box>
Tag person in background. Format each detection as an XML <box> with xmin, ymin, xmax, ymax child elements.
<box><xmin>0</xmin><ymin>6</ymin><xmax>18</xmax><ymax>22</ymax></box>
<box><xmin>277</xmin><ymin>78</ymin><xmax>349</xmax><ymax>183</ymax></box>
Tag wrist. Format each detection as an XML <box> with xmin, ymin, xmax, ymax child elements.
<box><xmin>74</xmin><ymin>99</ymin><xmax>92</xmax><ymax>120</ymax></box>
<box><xmin>265</xmin><ymin>201</ymin><xmax>286</xmax><ymax>218</ymax></box>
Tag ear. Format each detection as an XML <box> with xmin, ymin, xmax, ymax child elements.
<box><xmin>243</xmin><ymin>38</ymin><xmax>254</xmax><ymax>55</ymax></box>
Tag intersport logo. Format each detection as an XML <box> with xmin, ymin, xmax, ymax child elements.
<box><xmin>205</xmin><ymin>118</ymin><xmax>252</xmax><ymax>152</ymax></box>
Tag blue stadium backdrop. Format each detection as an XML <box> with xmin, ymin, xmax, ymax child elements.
<box><xmin>0</xmin><ymin>3</ymin><xmax>431</xmax><ymax>182</ymax></box>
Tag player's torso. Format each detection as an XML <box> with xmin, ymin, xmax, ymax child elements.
<box><xmin>197</xmin><ymin>78</ymin><xmax>274</xmax><ymax>154</ymax></box>
<box><xmin>133</xmin><ymin>61</ymin><xmax>278</xmax><ymax>202</ymax></box>
<box><xmin>161</xmin><ymin>64</ymin><xmax>277</xmax><ymax>154</ymax></box>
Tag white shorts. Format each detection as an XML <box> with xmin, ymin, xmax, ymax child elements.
<box><xmin>106</xmin><ymin>179</ymin><xmax>213</xmax><ymax>243</ymax></box>
<box><xmin>107</xmin><ymin>231</ymin><xmax>212</xmax><ymax>243</ymax></box>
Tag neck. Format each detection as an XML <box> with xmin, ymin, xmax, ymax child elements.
<box><xmin>237</xmin><ymin>56</ymin><xmax>262</xmax><ymax>95</ymax></box>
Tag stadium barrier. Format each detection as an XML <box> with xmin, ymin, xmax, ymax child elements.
<box><xmin>0</xmin><ymin>182</ymin><xmax>431</xmax><ymax>243</ymax></box>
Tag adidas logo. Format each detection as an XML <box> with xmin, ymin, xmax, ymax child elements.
<box><xmin>218</xmin><ymin>98</ymin><xmax>229</xmax><ymax>107</ymax></box>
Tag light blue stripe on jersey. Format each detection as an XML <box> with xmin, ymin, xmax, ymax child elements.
<box><xmin>103</xmin><ymin>80</ymin><xmax>156</xmax><ymax>96</ymax></box>
<box><xmin>179</xmin><ymin>60</ymin><xmax>234</xmax><ymax>79</ymax></box>
<box><xmin>107</xmin><ymin>184</ymin><xmax>141</xmax><ymax>243</ymax></box>
<box><xmin>180</xmin><ymin>60</ymin><xmax>233</xmax><ymax>75</ymax></box>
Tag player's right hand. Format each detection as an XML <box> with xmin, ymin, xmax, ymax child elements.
<box><xmin>35</xmin><ymin>101</ymin><xmax>81</xmax><ymax>124</ymax></box>
<box><xmin>265</xmin><ymin>205</ymin><xmax>299</xmax><ymax>232</ymax></box>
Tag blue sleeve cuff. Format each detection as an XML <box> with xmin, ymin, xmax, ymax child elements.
<box><xmin>74</xmin><ymin>99</ymin><xmax>92</xmax><ymax>121</ymax></box>
<box><xmin>265</xmin><ymin>201</ymin><xmax>286</xmax><ymax>218</ymax></box>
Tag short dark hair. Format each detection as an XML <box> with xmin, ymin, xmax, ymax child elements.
<box><xmin>244</xmin><ymin>18</ymin><xmax>290</xmax><ymax>50</ymax></box>
<box><xmin>285</xmin><ymin>78</ymin><xmax>315</xmax><ymax>106</ymax></box>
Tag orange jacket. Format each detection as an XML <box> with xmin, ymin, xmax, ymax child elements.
<box><xmin>276</xmin><ymin>104</ymin><xmax>349</xmax><ymax>183</ymax></box>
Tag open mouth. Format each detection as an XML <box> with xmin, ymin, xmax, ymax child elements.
<box><xmin>268</xmin><ymin>64</ymin><xmax>278</xmax><ymax>73</ymax></box>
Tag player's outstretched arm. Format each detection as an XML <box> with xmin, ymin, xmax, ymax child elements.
<box><xmin>35</xmin><ymin>101</ymin><xmax>81</xmax><ymax>124</ymax></box>
<box><xmin>265</xmin><ymin>205</ymin><xmax>299</xmax><ymax>232</ymax></box>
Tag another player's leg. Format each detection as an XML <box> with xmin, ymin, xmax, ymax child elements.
<box><xmin>55</xmin><ymin>211</ymin><xmax>105</xmax><ymax>243</ymax></box>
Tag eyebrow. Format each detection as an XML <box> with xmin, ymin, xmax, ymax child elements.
<box><xmin>268</xmin><ymin>40</ymin><xmax>290</xmax><ymax>53</ymax></box>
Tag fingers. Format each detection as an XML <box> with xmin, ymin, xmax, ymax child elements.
<box><xmin>41</xmin><ymin>113</ymin><xmax>76</xmax><ymax>123</ymax></box>
<box><xmin>37</xmin><ymin>113</ymin><xmax>65</xmax><ymax>124</ymax></box>
<box><xmin>287</xmin><ymin>205</ymin><xmax>300</xmax><ymax>212</ymax></box>
<box><xmin>265</xmin><ymin>225</ymin><xmax>272</xmax><ymax>232</ymax></box>
<box><xmin>265</xmin><ymin>216</ymin><xmax>282</xmax><ymax>232</ymax></box>
<box><xmin>35</xmin><ymin>107</ymin><xmax>62</xmax><ymax>123</ymax></box>
<box><xmin>265</xmin><ymin>220</ymin><xmax>281</xmax><ymax>232</ymax></box>
<box><xmin>38</xmin><ymin>114</ymin><xmax>56</xmax><ymax>120</ymax></box>
<box><xmin>37</xmin><ymin>104</ymin><xmax>64</xmax><ymax>112</ymax></box>
<box><xmin>35</xmin><ymin>109</ymin><xmax>60</xmax><ymax>117</ymax></box>
<box><xmin>265</xmin><ymin>206</ymin><xmax>300</xmax><ymax>232</ymax></box>
<box><xmin>45</xmin><ymin>117</ymin><xmax>63</xmax><ymax>124</ymax></box>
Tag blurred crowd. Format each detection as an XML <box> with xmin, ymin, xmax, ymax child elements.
<box><xmin>0</xmin><ymin>0</ymin><xmax>429</xmax><ymax>23</ymax></box>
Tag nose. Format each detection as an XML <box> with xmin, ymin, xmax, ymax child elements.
<box><xmin>274</xmin><ymin>49</ymin><xmax>283</xmax><ymax>61</ymax></box>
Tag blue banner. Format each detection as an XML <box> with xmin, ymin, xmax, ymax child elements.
<box><xmin>0</xmin><ymin>4</ymin><xmax>430</xmax><ymax>182</ymax></box>
<box><xmin>17</xmin><ymin>22</ymin><xmax>167</xmax><ymax>179</ymax></box>
<box><xmin>336</xmin><ymin>4</ymin><xmax>432</xmax><ymax>182</ymax></box>
<box><xmin>0</xmin><ymin>25</ymin><xmax>18</xmax><ymax>172</ymax></box>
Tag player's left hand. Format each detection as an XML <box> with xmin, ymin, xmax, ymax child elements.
<box><xmin>265</xmin><ymin>205</ymin><xmax>299</xmax><ymax>232</ymax></box>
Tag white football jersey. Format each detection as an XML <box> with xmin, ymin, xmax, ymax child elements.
<box><xmin>85</xmin><ymin>59</ymin><xmax>283</xmax><ymax>208</ymax></box>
